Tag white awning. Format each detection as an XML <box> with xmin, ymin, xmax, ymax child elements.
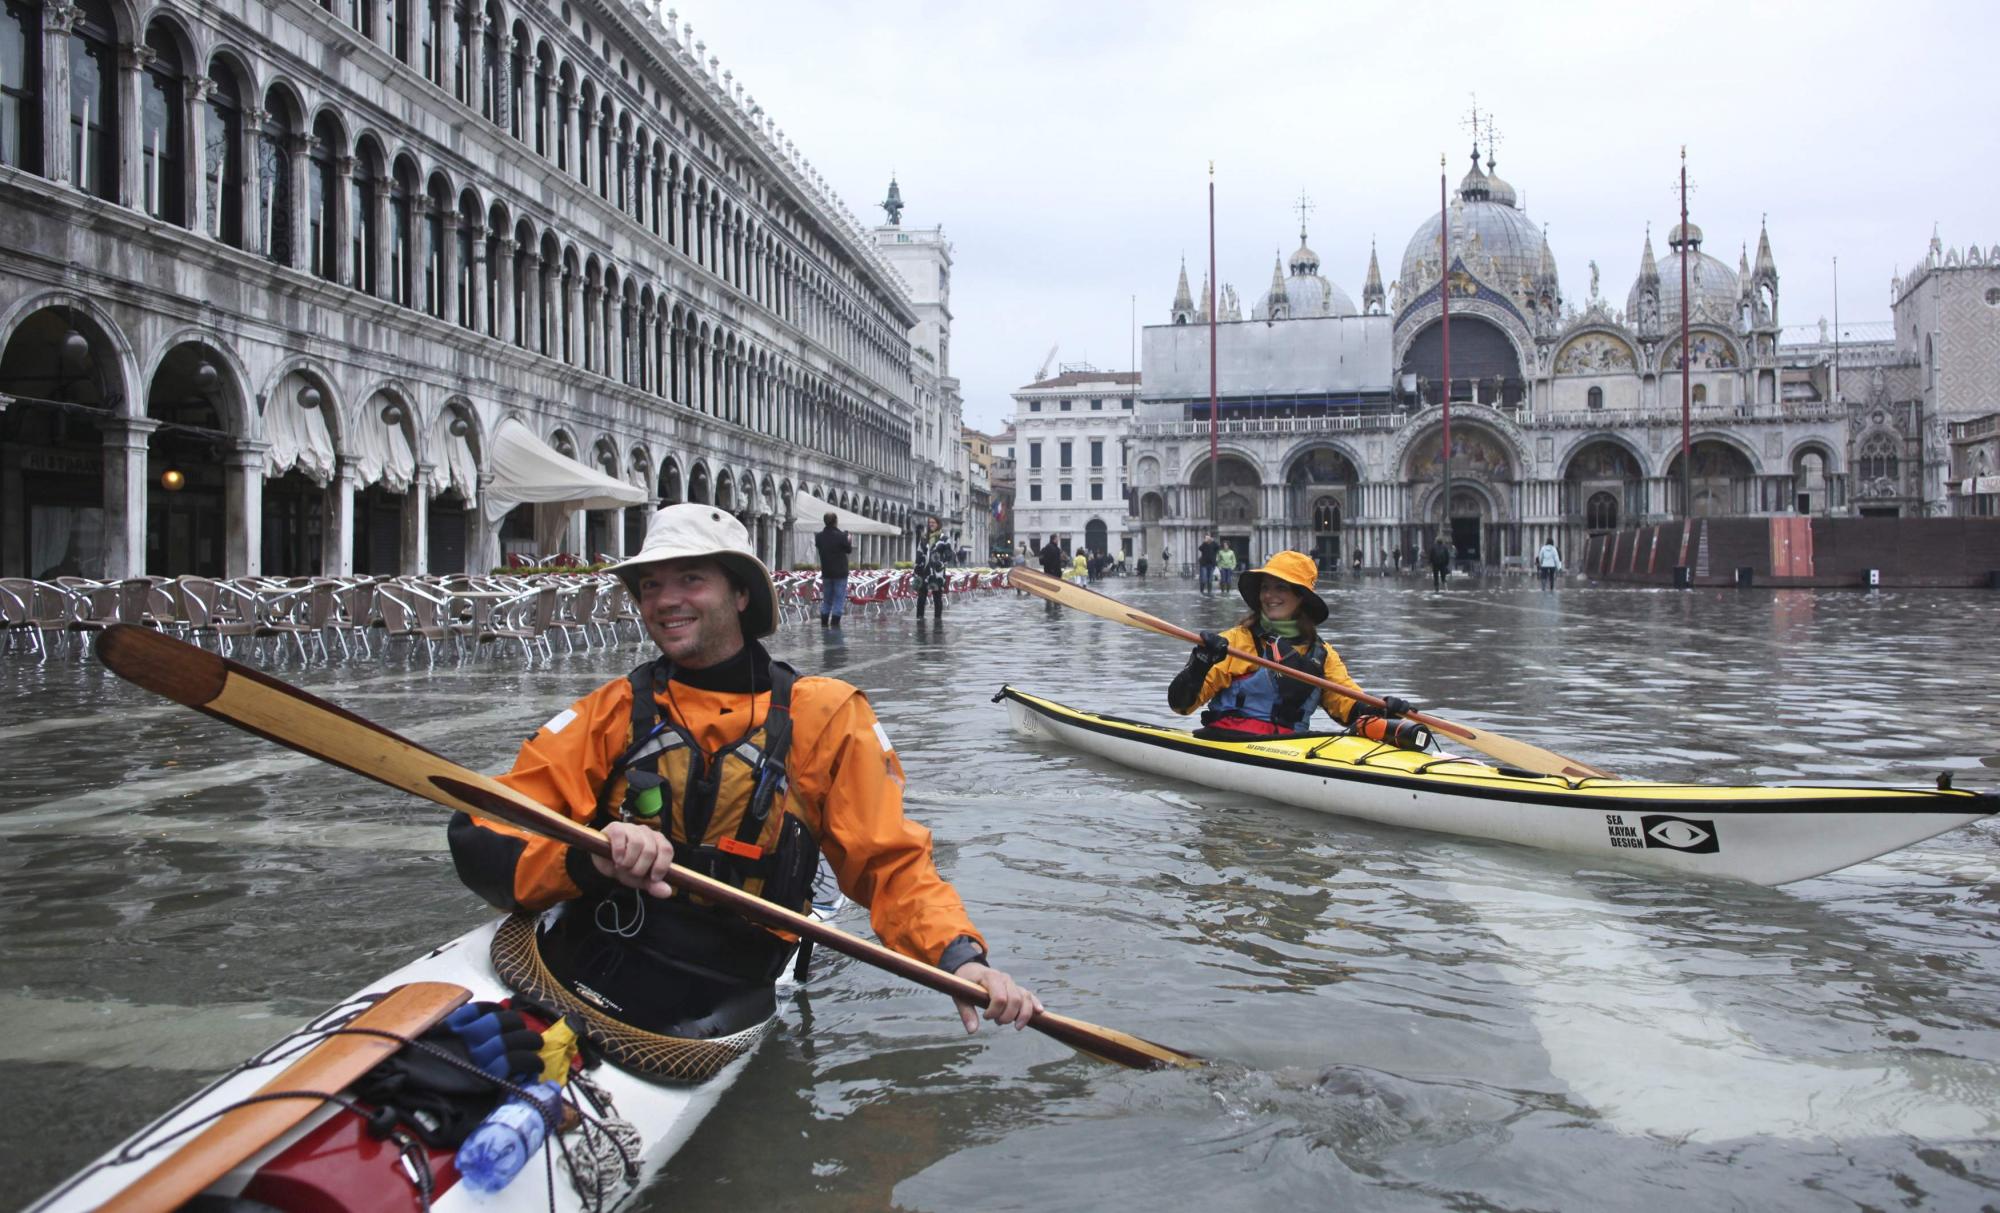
<box><xmin>263</xmin><ymin>380</ymin><xmax>336</xmax><ymax>485</ymax></box>
<box><xmin>481</xmin><ymin>418</ymin><xmax>648</xmax><ymax>523</ymax></box>
<box><xmin>792</xmin><ymin>487</ymin><xmax>902</xmax><ymax>536</ymax></box>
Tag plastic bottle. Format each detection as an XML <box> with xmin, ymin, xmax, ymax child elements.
<box><xmin>453</xmin><ymin>1080</ymin><xmax>563</xmax><ymax>1194</ymax></box>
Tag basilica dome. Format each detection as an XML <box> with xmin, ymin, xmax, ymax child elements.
<box><xmin>1626</xmin><ymin>222</ymin><xmax>1739</xmax><ymax>326</ymax></box>
<box><xmin>1254</xmin><ymin>235</ymin><xmax>1358</xmax><ymax>319</ymax></box>
<box><xmin>1399</xmin><ymin>150</ymin><xmax>1555</xmax><ymax>306</ymax></box>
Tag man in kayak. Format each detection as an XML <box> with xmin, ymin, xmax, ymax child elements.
<box><xmin>449</xmin><ymin>503</ymin><xmax>1041</xmax><ymax>1040</ymax></box>
<box><xmin>1167</xmin><ymin>550</ymin><xmax>1417</xmax><ymax>740</ymax></box>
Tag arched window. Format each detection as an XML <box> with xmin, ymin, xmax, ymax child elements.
<box><xmin>258</xmin><ymin>94</ymin><xmax>293</xmax><ymax>264</ymax></box>
<box><xmin>351</xmin><ymin>145</ymin><xmax>378</xmax><ymax>295</ymax></box>
<box><xmin>346</xmin><ymin>0</ymin><xmax>373</xmax><ymax>38</ymax></box>
<box><xmin>388</xmin><ymin>161</ymin><xmax>412</xmax><ymax>305</ymax></box>
<box><xmin>419</xmin><ymin>0</ymin><xmax>441</xmax><ymax>85</ymax></box>
<box><xmin>452</xmin><ymin>1</ymin><xmax>471</xmax><ymax>102</ymax></box>
<box><xmin>307</xmin><ymin>115</ymin><xmax>338</xmax><ymax>280</ymax></box>
<box><xmin>508</xmin><ymin>28</ymin><xmax>525</xmax><ymax>140</ymax></box>
<box><xmin>425</xmin><ymin>179</ymin><xmax>447</xmax><ymax>316</ymax></box>
<box><xmin>596</xmin><ymin>100</ymin><xmax>612</xmax><ymax>200</ymax></box>
<box><xmin>140</xmin><ymin>24</ymin><xmax>185</xmax><ymax>225</ymax></box>
<box><xmin>69</xmin><ymin>0</ymin><xmax>119</xmax><ymax>200</ymax></box>
<box><xmin>479</xmin><ymin>7</ymin><xmax>498</xmax><ymax>121</ymax></box>
<box><xmin>1587</xmin><ymin>386</ymin><xmax>1603</xmax><ymax>410</ymax></box>
<box><xmin>1586</xmin><ymin>491</ymin><xmax>1619</xmax><ymax>531</ymax></box>
<box><xmin>202</xmin><ymin>62</ymin><xmax>242</xmax><ymax>243</ymax></box>
<box><xmin>455</xmin><ymin>194</ymin><xmax>476</xmax><ymax>328</ymax></box>
<box><xmin>384</xmin><ymin>0</ymin><xmax>406</xmax><ymax>63</ymax></box>
<box><xmin>0</xmin><ymin>0</ymin><xmax>42</xmax><ymax>173</ymax></box>
<box><xmin>1860</xmin><ymin>433</ymin><xmax>1899</xmax><ymax>482</ymax></box>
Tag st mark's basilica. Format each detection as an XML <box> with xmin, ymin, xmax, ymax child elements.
<box><xmin>1131</xmin><ymin>142</ymin><xmax>1998</xmax><ymax>572</ymax></box>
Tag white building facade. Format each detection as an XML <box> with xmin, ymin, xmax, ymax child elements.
<box><xmin>0</xmin><ymin>0</ymin><xmax>929</xmax><ymax>582</ymax></box>
<box><xmin>1009</xmin><ymin>367</ymin><xmax>1139</xmax><ymax>562</ymax></box>
<box><xmin>870</xmin><ymin>177</ymin><xmax>970</xmax><ymax>559</ymax></box>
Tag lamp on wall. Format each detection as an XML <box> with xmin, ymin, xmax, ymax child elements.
<box><xmin>297</xmin><ymin>385</ymin><xmax>322</xmax><ymax>410</ymax></box>
<box><xmin>381</xmin><ymin>403</ymin><xmax>405</xmax><ymax>425</ymax></box>
<box><xmin>160</xmin><ymin>467</ymin><xmax>186</xmax><ymax>491</ymax></box>
<box><xmin>193</xmin><ymin>361</ymin><xmax>220</xmax><ymax>393</ymax></box>
<box><xmin>448</xmin><ymin>415</ymin><xmax>470</xmax><ymax>437</ymax></box>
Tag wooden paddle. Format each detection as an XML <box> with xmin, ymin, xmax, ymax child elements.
<box><xmin>96</xmin><ymin>981</ymin><xmax>469</xmax><ymax>1213</ymax></box>
<box><xmin>1006</xmin><ymin>567</ymin><xmax>1610</xmax><ymax>781</ymax></box>
<box><xmin>97</xmin><ymin>624</ymin><xmax>1199</xmax><ymax>1072</ymax></box>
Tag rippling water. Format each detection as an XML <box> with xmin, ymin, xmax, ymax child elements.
<box><xmin>4</xmin><ymin>577</ymin><xmax>1997</xmax><ymax>1210</ymax></box>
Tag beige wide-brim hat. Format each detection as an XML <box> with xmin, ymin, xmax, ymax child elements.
<box><xmin>607</xmin><ymin>503</ymin><xmax>778</xmax><ymax>639</ymax></box>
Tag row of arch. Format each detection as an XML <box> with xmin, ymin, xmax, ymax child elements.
<box><xmin>1</xmin><ymin>0</ymin><xmax>914</xmax><ymax>401</ymax></box>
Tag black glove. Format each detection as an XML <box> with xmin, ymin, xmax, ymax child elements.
<box><xmin>1192</xmin><ymin>630</ymin><xmax>1229</xmax><ymax>665</ymax></box>
<box><xmin>1377</xmin><ymin>694</ymin><xmax>1414</xmax><ymax>718</ymax></box>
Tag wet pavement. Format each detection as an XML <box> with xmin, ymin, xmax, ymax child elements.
<box><xmin>4</xmin><ymin>573</ymin><xmax>1999</xmax><ymax>1210</ymax></box>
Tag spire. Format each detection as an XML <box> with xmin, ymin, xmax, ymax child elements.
<box><xmin>1362</xmin><ymin>241</ymin><xmax>1385</xmax><ymax>314</ymax></box>
<box><xmin>880</xmin><ymin>175</ymin><xmax>903</xmax><ymax>226</ymax></box>
<box><xmin>1457</xmin><ymin>144</ymin><xmax>1491</xmax><ymax>202</ymax></box>
<box><xmin>1196</xmin><ymin>270</ymin><xmax>1211</xmax><ymax>323</ymax></box>
<box><xmin>1754</xmin><ymin>216</ymin><xmax>1777</xmax><ymax>277</ymax></box>
<box><xmin>1638</xmin><ymin>227</ymin><xmax>1659</xmax><ymax>286</ymax></box>
<box><xmin>1738</xmin><ymin>243</ymin><xmax>1753</xmax><ymax>295</ymax></box>
<box><xmin>1171</xmin><ymin>259</ymin><xmax>1194</xmax><ymax>323</ymax></box>
<box><xmin>1268</xmin><ymin>252</ymin><xmax>1288</xmax><ymax>300</ymax></box>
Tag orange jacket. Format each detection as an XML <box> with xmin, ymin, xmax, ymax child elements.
<box><xmin>461</xmin><ymin>671</ymin><xmax>986</xmax><ymax>968</ymax></box>
<box><xmin>1172</xmin><ymin>621</ymin><xmax>1361</xmax><ymax>725</ymax></box>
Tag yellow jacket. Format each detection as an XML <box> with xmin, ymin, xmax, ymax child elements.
<box><xmin>1171</xmin><ymin>621</ymin><xmax>1360</xmax><ymax>725</ymax></box>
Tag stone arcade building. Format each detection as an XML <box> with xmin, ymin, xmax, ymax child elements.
<box><xmin>0</xmin><ymin>0</ymin><xmax>952</xmax><ymax>582</ymax></box>
<box><xmin>1132</xmin><ymin>144</ymin><xmax>1998</xmax><ymax>572</ymax></box>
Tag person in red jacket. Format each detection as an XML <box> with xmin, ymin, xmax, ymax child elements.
<box><xmin>449</xmin><ymin>503</ymin><xmax>1039</xmax><ymax>1039</ymax></box>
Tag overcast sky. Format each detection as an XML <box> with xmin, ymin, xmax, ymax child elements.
<box><xmin>682</xmin><ymin>0</ymin><xmax>1998</xmax><ymax>434</ymax></box>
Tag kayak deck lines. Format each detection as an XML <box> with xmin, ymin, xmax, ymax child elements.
<box><xmin>998</xmin><ymin>685</ymin><xmax>1997</xmax><ymax>886</ymax></box>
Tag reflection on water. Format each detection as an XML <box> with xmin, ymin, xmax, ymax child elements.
<box><xmin>3</xmin><ymin>579</ymin><xmax>1998</xmax><ymax>1209</ymax></box>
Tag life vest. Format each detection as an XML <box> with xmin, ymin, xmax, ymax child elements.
<box><xmin>597</xmin><ymin>658</ymin><xmax>817</xmax><ymax>909</ymax></box>
<box><xmin>1202</xmin><ymin>631</ymin><xmax>1328</xmax><ymax>732</ymax></box>
<box><xmin>567</xmin><ymin>658</ymin><xmax>821</xmax><ymax>994</ymax></box>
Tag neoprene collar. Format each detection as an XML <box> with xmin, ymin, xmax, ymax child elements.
<box><xmin>670</xmin><ymin>639</ymin><xmax>773</xmax><ymax>693</ymax></box>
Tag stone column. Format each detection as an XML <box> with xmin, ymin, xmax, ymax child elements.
<box><xmin>521</xmin><ymin>249</ymin><xmax>542</xmax><ymax>353</ymax></box>
<box><xmin>666</xmin><ymin>181</ymin><xmax>680</xmax><ymax>248</ymax></box>
<box><xmin>559</xmin><ymin>92</ymin><xmax>577</xmax><ymax>175</ymax></box>
<box><xmin>603</xmin><ymin>506</ymin><xmax>624</xmax><ymax>562</ymax></box>
<box><xmin>401</xmin><ymin>463</ymin><xmax>432</xmax><ymax>575</ymax></box>
<box><xmin>412</xmin><ymin>193</ymin><xmax>436</xmax><ymax>315</ymax></box>
<box><xmin>333</xmin><ymin>153</ymin><xmax>354</xmax><ymax>286</ymax></box>
<box><xmin>370</xmin><ymin>161</ymin><xmax>392</xmax><ymax>299</ymax></box>
<box><xmin>465</xmin><ymin>227</ymin><xmax>487</xmax><ymax>335</ymax></box>
<box><xmin>581</xmin><ymin>280</ymin><xmax>599</xmax><ymax>372</ymax></box>
<box><xmin>601</xmin><ymin>287</ymin><xmax>615</xmax><ymax>379</ymax></box>
<box><xmin>579</xmin><ymin>109</ymin><xmax>597</xmax><ymax>189</ymax></box>
<box><xmin>186</xmin><ymin>76</ymin><xmax>213</xmax><ymax>234</ymax></box>
<box><xmin>631</xmin><ymin>145</ymin><xmax>647</xmax><ymax>225</ymax></box>
<box><xmin>119</xmin><ymin>42</ymin><xmax>154</xmax><ymax>210</ymax></box>
<box><xmin>322</xmin><ymin>460</ymin><xmax>355</xmax><ymax>576</ymax></box>
<box><xmin>495</xmin><ymin>237</ymin><xmax>516</xmax><ymax>345</ymax></box>
<box><xmin>223</xmin><ymin>440</ymin><xmax>268</xmax><ymax>578</ymax></box>
<box><xmin>637</xmin><ymin>302</ymin><xmax>654</xmax><ymax>392</ymax></box>
<box><xmin>535</xmin><ymin>69</ymin><xmax>552</xmax><ymax>157</ymax></box>
<box><xmin>42</xmin><ymin>1</ymin><xmax>77</xmax><ymax>186</ymax></box>
<box><xmin>498</xmin><ymin>34</ymin><xmax>516</xmax><ymax>132</ymax></box>
<box><xmin>287</xmin><ymin>131</ymin><xmax>310</xmax><ymax>270</ymax></box>
<box><xmin>471</xmin><ymin>474</ymin><xmax>499</xmax><ymax>573</ymax></box>
<box><xmin>439</xmin><ymin>208</ymin><xmax>461</xmax><ymax>325</ymax></box>
<box><xmin>100</xmin><ymin>417</ymin><xmax>158</xmax><ymax>579</ymax></box>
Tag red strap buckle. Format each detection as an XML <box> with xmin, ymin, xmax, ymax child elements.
<box><xmin>717</xmin><ymin>837</ymin><xmax>764</xmax><ymax>860</ymax></box>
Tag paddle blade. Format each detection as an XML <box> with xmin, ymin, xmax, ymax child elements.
<box><xmin>1030</xmin><ymin>1011</ymin><xmax>1203</xmax><ymax>1070</ymax></box>
<box><xmin>1006</xmin><ymin>568</ymin><xmax>1194</xmax><ymax>642</ymax></box>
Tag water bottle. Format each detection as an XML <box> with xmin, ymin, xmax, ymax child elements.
<box><xmin>454</xmin><ymin>1080</ymin><xmax>562</xmax><ymax>1194</ymax></box>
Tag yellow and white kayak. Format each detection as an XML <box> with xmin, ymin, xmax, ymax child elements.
<box><xmin>998</xmin><ymin>686</ymin><xmax>1996</xmax><ymax>886</ymax></box>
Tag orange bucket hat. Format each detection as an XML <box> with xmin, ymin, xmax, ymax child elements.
<box><xmin>1237</xmin><ymin>550</ymin><xmax>1328</xmax><ymax>624</ymax></box>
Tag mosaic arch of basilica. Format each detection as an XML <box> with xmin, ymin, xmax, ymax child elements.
<box><xmin>0</xmin><ymin>0</ymin><xmax>961</xmax><ymax>583</ymax></box>
<box><xmin>1128</xmin><ymin>137</ymin><xmax>1964</xmax><ymax>572</ymax></box>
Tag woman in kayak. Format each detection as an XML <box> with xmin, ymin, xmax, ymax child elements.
<box><xmin>1167</xmin><ymin>550</ymin><xmax>1418</xmax><ymax>740</ymax></box>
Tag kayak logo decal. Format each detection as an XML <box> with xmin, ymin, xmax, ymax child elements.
<box><xmin>1640</xmin><ymin>814</ymin><xmax>1719</xmax><ymax>853</ymax></box>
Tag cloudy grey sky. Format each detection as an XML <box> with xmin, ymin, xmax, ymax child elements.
<box><xmin>683</xmin><ymin>0</ymin><xmax>1998</xmax><ymax>434</ymax></box>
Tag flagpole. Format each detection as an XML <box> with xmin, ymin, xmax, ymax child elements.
<box><xmin>1207</xmin><ymin>161</ymin><xmax>1219</xmax><ymax>539</ymax></box>
<box><xmin>1679</xmin><ymin>145</ymin><xmax>1692</xmax><ymax>519</ymax></box>
<box><xmin>1439</xmin><ymin>153</ymin><xmax>1452</xmax><ymax>562</ymax></box>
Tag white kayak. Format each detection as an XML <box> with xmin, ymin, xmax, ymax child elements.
<box><xmin>30</xmin><ymin>897</ymin><xmax>839</xmax><ymax>1213</ymax></box>
<box><xmin>1001</xmin><ymin>686</ymin><xmax>1998</xmax><ymax>886</ymax></box>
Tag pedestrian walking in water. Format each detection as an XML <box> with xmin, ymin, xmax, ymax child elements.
<box><xmin>1038</xmin><ymin>536</ymin><xmax>1065</xmax><ymax>578</ymax></box>
<box><xmin>1215</xmin><ymin>543</ymin><xmax>1238</xmax><ymax>593</ymax></box>
<box><xmin>1536</xmin><ymin>534</ymin><xmax>1564</xmax><ymax>591</ymax></box>
<box><xmin>1197</xmin><ymin>534</ymin><xmax>1220</xmax><ymax>595</ymax></box>
<box><xmin>814</xmin><ymin>512</ymin><xmax>851</xmax><ymax>628</ymax></box>
<box><xmin>1429</xmin><ymin>532</ymin><xmax>1453</xmax><ymax>590</ymax></box>
<box><xmin>914</xmin><ymin>516</ymin><xmax>952</xmax><ymax>620</ymax></box>
<box><xmin>1159</xmin><ymin>545</ymin><xmax>1170</xmax><ymax>578</ymax></box>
